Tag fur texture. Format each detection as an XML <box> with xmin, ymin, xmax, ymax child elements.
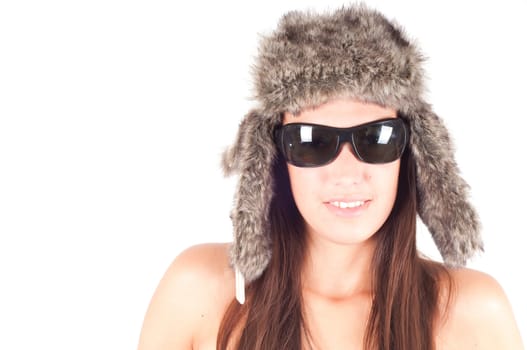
<box><xmin>223</xmin><ymin>4</ymin><xmax>483</xmax><ymax>283</ymax></box>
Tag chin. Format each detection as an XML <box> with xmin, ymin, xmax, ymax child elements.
<box><xmin>312</xmin><ymin>226</ymin><xmax>379</xmax><ymax>246</ymax></box>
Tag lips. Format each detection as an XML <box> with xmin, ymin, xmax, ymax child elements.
<box><xmin>324</xmin><ymin>199</ymin><xmax>371</xmax><ymax>217</ymax></box>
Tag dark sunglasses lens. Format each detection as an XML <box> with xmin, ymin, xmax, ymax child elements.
<box><xmin>281</xmin><ymin>125</ymin><xmax>338</xmax><ymax>166</ymax></box>
<box><xmin>352</xmin><ymin>120</ymin><xmax>407</xmax><ymax>163</ymax></box>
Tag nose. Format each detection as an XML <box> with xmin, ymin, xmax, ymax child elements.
<box><xmin>327</xmin><ymin>143</ymin><xmax>370</xmax><ymax>185</ymax></box>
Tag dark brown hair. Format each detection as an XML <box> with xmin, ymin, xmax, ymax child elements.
<box><xmin>218</xmin><ymin>141</ymin><xmax>452</xmax><ymax>349</ymax></box>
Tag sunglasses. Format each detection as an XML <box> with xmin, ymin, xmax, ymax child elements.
<box><xmin>275</xmin><ymin>118</ymin><xmax>408</xmax><ymax>167</ymax></box>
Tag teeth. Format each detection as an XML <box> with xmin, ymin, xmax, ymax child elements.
<box><xmin>330</xmin><ymin>201</ymin><xmax>365</xmax><ymax>209</ymax></box>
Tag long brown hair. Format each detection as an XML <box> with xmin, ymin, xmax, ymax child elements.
<box><xmin>217</xmin><ymin>138</ymin><xmax>452</xmax><ymax>349</ymax></box>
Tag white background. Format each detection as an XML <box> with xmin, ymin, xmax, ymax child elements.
<box><xmin>1</xmin><ymin>0</ymin><xmax>526</xmax><ymax>349</ymax></box>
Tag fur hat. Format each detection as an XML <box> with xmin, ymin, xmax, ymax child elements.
<box><xmin>222</xmin><ymin>4</ymin><xmax>483</xmax><ymax>302</ymax></box>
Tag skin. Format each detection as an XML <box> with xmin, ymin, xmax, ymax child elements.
<box><xmin>137</xmin><ymin>99</ymin><xmax>524</xmax><ymax>350</ymax></box>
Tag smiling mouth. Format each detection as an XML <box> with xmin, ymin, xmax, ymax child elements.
<box><xmin>329</xmin><ymin>200</ymin><xmax>367</xmax><ymax>209</ymax></box>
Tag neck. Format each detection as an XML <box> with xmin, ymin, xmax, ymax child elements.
<box><xmin>301</xmin><ymin>233</ymin><xmax>377</xmax><ymax>300</ymax></box>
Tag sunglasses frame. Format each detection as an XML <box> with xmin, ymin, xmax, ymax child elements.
<box><xmin>275</xmin><ymin>117</ymin><xmax>409</xmax><ymax>167</ymax></box>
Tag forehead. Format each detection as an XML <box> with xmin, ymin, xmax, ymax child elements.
<box><xmin>283</xmin><ymin>98</ymin><xmax>397</xmax><ymax>127</ymax></box>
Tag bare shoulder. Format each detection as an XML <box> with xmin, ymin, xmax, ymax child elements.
<box><xmin>137</xmin><ymin>243</ymin><xmax>235</xmax><ymax>350</ymax></box>
<box><xmin>436</xmin><ymin>267</ymin><xmax>524</xmax><ymax>349</ymax></box>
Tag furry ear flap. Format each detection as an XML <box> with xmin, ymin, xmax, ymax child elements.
<box><xmin>221</xmin><ymin>117</ymin><xmax>248</xmax><ymax>176</ymax></box>
<box><xmin>405</xmin><ymin>104</ymin><xmax>483</xmax><ymax>266</ymax></box>
<box><xmin>222</xmin><ymin>109</ymin><xmax>280</xmax><ymax>283</ymax></box>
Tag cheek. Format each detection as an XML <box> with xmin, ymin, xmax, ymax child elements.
<box><xmin>287</xmin><ymin>165</ymin><xmax>309</xmax><ymax>198</ymax></box>
<box><xmin>287</xmin><ymin>165</ymin><xmax>320</xmax><ymax>209</ymax></box>
<box><xmin>374</xmin><ymin>162</ymin><xmax>400</xmax><ymax>205</ymax></box>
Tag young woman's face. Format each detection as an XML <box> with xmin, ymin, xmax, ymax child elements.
<box><xmin>283</xmin><ymin>98</ymin><xmax>400</xmax><ymax>246</ymax></box>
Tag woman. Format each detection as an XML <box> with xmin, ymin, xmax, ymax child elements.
<box><xmin>137</xmin><ymin>5</ymin><xmax>523</xmax><ymax>349</ymax></box>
